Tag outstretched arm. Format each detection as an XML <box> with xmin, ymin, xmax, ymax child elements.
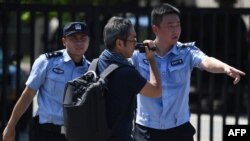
<box><xmin>200</xmin><ymin>56</ymin><xmax>246</xmax><ymax>85</ymax></box>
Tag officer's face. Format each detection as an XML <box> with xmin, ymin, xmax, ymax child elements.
<box><xmin>154</xmin><ymin>14</ymin><xmax>181</xmax><ymax>46</ymax></box>
<box><xmin>62</xmin><ymin>33</ymin><xmax>90</xmax><ymax>57</ymax></box>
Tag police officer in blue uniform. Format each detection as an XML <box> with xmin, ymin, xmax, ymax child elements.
<box><xmin>132</xmin><ymin>3</ymin><xmax>246</xmax><ymax>141</ymax></box>
<box><xmin>2</xmin><ymin>22</ymin><xmax>90</xmax><ymax>141</ymax></box>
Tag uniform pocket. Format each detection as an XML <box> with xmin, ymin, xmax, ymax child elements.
<box><xmin>168</xmin><ymin>64</ymin><xmax>187</xmax><ymax>83</ymax></box>
<box><xmin>46</xmin><ymin>72</ymin><xmax>65</xmax><ymax>95</ymax></box>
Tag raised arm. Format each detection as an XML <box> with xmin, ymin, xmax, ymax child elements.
<box><xmin>140</xmin><ymin>40</ymin><xmax>162</xmax><ymax>98</ymax></box>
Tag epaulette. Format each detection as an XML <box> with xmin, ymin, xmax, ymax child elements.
<box><xmin>177</xmin><ymin>42</ymin><xmax>196</xmax><ymax>48</ymax></box>
<box><xmin>45</xmin><ymin>51</ymin><xmax>63</xmax><ymax>59</ymax></box>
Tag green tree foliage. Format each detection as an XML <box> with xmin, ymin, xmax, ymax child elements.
<box><xmin>16</xmin><ymin>0</ymin><xmax>139</xmax><ymax>6</ymax></box>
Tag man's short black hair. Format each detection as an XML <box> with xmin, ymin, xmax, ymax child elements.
<box><xmin>151</xmin><ymin>3</ymin><xmax>181</xmax><ymax>27</ymax></box>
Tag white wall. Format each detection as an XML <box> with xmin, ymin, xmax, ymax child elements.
<box><xmin>196</xmin><ymin>0</ymin><xmax>250</xmax><ymax>8</ymax></box>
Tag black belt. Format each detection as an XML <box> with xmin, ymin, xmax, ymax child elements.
<box><xmin>38</xmin><ymin>123</ymin><xmax>65</xmax><ymax>134</ymax></box>
<box><xmin>34</xmin><ymin>116</ymin><xmax>66</xmax><ymax>134</ymax></box>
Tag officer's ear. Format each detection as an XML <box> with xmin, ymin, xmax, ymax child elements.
<box><xmin>62</xmin><ymin>37</ymin><xmax>67</xmax><ymax>47</ymax></box>
<box><xmin>152</xmin><ymin>25</ymin><xmax>158</xmax><ymax>35</ymax></box>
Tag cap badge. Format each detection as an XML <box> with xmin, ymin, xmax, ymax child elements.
<box><xmin>74</xmin><ymin>24</ymin><xmax>82</xmax><ymax>30</ymax></box>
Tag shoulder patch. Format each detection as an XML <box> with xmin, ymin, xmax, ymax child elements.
<box><xmin>45</xmin><ymin>51</ymin><xmax>63</xmax><ymax>59</ymax></box>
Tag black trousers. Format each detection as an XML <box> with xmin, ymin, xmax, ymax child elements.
<box><xmin>133</xmin><ymin>122</ymin><xmax>196</xmax><ymax>141</ymax></box>
<box><xmin>29</xmin><ymin>116</ymin><xmax>68</xmax><ymax>141</ymax></box>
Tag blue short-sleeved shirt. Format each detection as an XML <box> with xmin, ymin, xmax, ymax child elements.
<box><xmin>132</xmin><ymin>42</ymin><xmax>207</xmax><ymax>129</ymax></box>
<box><xmin>26</xmin><ymin>49</ymin><xmax>89</xmax><ymax>125</ymax></box>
